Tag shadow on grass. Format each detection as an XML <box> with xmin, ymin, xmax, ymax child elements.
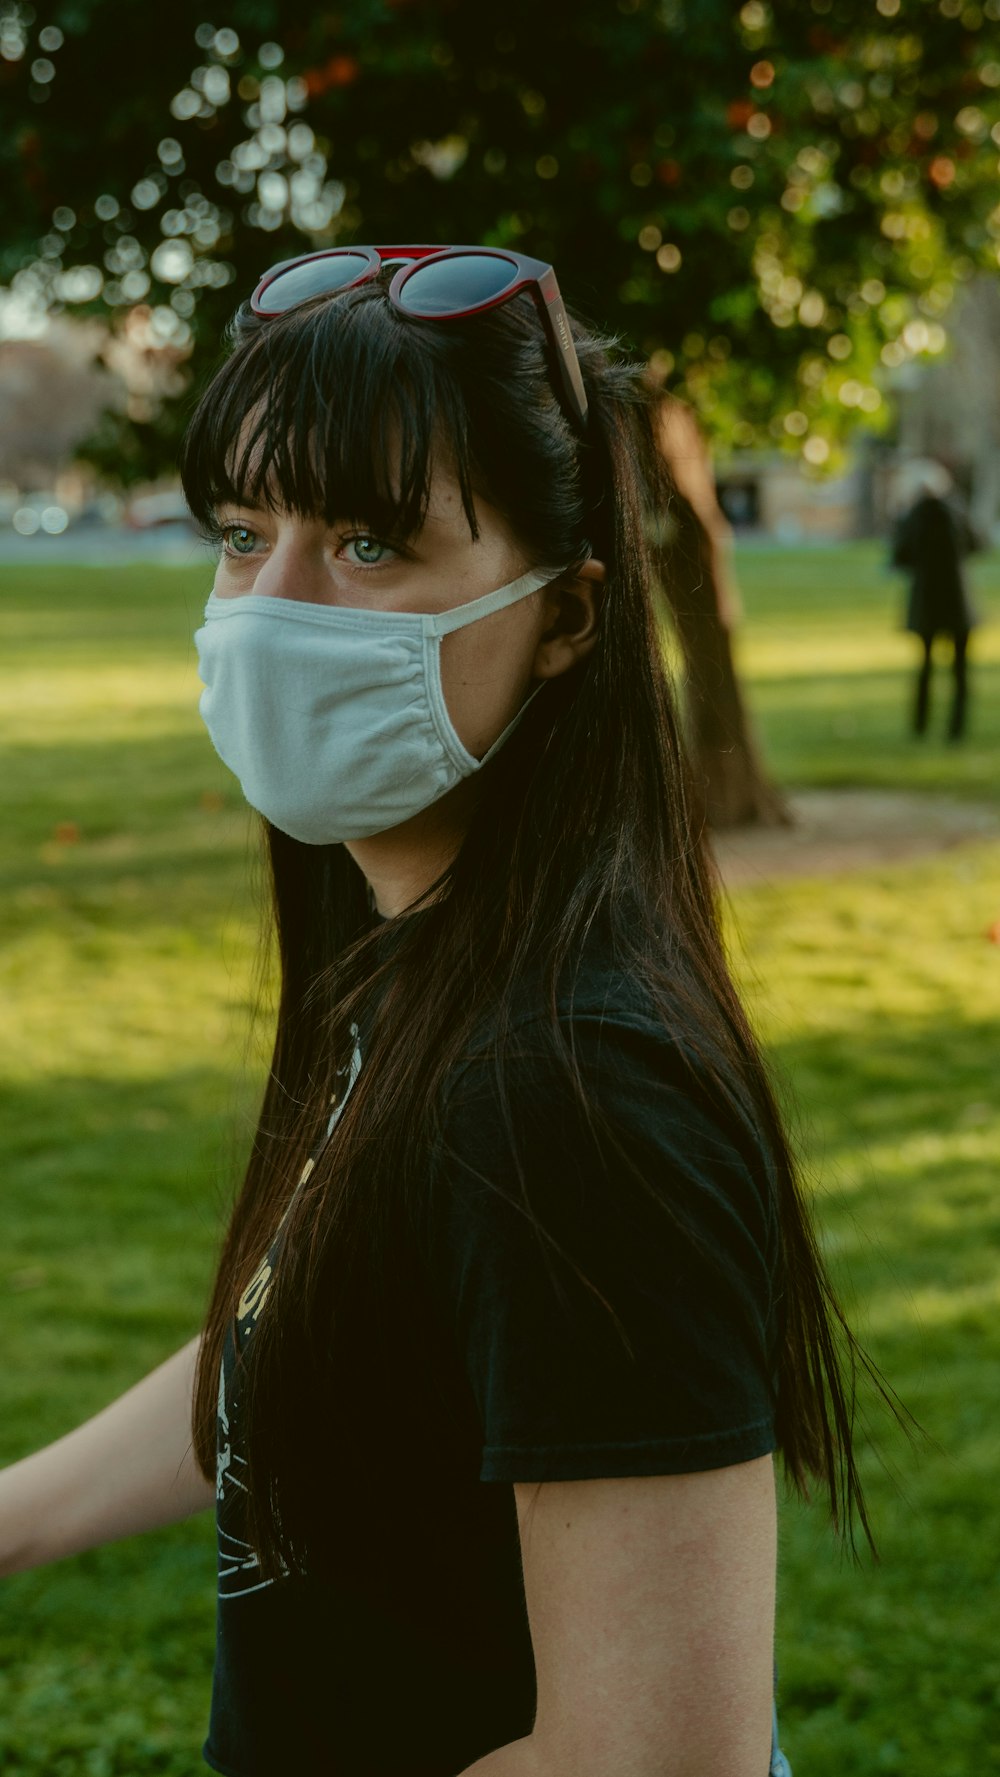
<box><xmin>0</xmin><ymin>1514</ymin><xmax>217</xmax><ymax>1777</ymax></box>
<box><xmin>2</xmin><ymin>730</ymin><xmax>245</xmax><ymax>835</ymax></box>
<box><xmin>2</xmin><ymin>1067</ymin><xmax>265</xmax><ymax>1456</ymax></box>
<box><xmin>0</xmin><ymin>561</ymin><xmax>213</xmax><ymax>649</ymax></box>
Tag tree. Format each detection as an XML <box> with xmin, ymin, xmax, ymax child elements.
<box><xmin>653</xmin><ymin>396</ymin><xmax>792</xmax><ymax>828</ymax></box>
<box><xmin>3</xmin><ymin>0</ymin><xmax>1000</xmax><ymax>822</ymax></box>
<box><xmin>5</xmin><ymin>0</ymin><xmax>1000</xmax><ymax>459</ymax></box>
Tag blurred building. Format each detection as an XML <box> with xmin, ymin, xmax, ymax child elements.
<box><xmin>893</xmin><ymin>277</ymin><xmax>1000</xmax><ymax>543</ymax></box>
<box><xmin>715</xmin><ymin>277</ymin><xmax>1000</xmax><ymax>546</ymax></box>
<box><xmin>0</xmin><ymin>305</ymin><xmax>191</xmax><ymax>515</ymax></box>
<box><xmin>715</xmin><ymin>450</ymin><xmax>869</xmax><ymax>544</ymax></box>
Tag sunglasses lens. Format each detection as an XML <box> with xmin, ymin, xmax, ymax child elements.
<box><xmin>398</xmin><ymin>252</ymin><xmax>518</xmax><ymax>316</ymax></box>
<box><xmin>256</xmin><ymin>252</ymin><xmax>372</xmax><ymax>313</ymax></box>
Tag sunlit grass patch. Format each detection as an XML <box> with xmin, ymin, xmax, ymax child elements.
<box><xmin>719</xmin><ymin>824</ymin><xmax>1000</xmax><ymax>1774</ymax></box>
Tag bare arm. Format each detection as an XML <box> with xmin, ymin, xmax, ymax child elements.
<box><xmin>0</xmin><ymin>1334</ymin><xmax>215</xmax><ymax>1577</ymax></box>
<box><xmin>458</xmin><ymin>1457</ymin><xmax>776</xmax><ymax>1777</ymax></box>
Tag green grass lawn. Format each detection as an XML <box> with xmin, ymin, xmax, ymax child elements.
<box><xmin>1</xmin><ymin>546</ymin><xmax>999</xmax><ymax>1774</ymax></box>
<box><xmin>735</xmin><ymin>540</ymin><xmax>1000</xmax><ymax>801</ymax></box>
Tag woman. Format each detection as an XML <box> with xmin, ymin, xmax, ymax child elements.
<box><xmin>2</xmin><ymin>246</ymin><xmax>880</xmax><ymax>1776</ymax></box>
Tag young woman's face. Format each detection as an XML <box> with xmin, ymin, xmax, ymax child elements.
<box><xmin>209</xmin><ymin>464</ymin><xmax>600</xmax><ymax>762</ymax></box>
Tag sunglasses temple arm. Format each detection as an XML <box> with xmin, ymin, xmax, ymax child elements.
<box><xmin>535</xmin><ymin>270</ymin><xmax>589</xmax><ymax>428</ymax></box>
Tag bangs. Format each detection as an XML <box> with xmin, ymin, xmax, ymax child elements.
<box><xmin>179</xmin><ymin>287</ymin><xmax>480</xmax><ymax>544</ymax></box>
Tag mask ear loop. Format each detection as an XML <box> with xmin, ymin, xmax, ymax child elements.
<box><xmin>476</xmin><ymin>682</ymin><xmax>548</xmax><ymax>766</ymax></box>
<box><xmin>424</xmin><ymin>565</ymin><xmax>569</xmax><ymax>638</ymax></box>
<box><xmin>422</xmin><ymin>564</ymin><xmax>571</xmax><ymax>769</ymax></box>
<box><xmin>469</xmin><ymin>560</ymin><xmax>584</xmax><ymax>763</ymax></box>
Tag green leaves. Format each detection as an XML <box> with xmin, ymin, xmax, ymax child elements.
<box><xmin>3</xmin><ymin>0</ymin><xmax>999</xmax><ymax>472</ymax></box>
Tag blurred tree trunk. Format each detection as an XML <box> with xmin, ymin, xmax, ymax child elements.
<box><xmin>651</xmin><ymin>397</ymin><xmax>791</xmax><ymax>831</ymax></box>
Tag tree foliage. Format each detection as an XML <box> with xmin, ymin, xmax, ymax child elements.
<box><xmin>3</xmin><ymin>0</ymin><xmax>1000</xmax><ymax>477</ymax></box>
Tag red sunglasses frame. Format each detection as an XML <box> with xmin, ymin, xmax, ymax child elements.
<box><xmin>250</xmin><ymin>244</ymin><xmax>589</xmax><ymax>430</ymax></box>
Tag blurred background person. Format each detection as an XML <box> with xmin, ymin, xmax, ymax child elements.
<box><xmin>891</xmin><ymin>459</ymin><xmax>982</xmax><ymax>743</ymax></box>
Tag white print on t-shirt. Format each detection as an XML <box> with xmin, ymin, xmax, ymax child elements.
<box><xmin>216</xmin><ymin>1024</ymin><xmax>364</xmax><ymax>1601</ymax></box>
<box><xmin>216</xmin><ymin>1355</ymin><xmax>285</xmax><ymax>1597</ymax></box>
<box><xmin>216</xmin><ymin>1356</ymin><xmax>232</xmax><ymax>1502</ymax></box>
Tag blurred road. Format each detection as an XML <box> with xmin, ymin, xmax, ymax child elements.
<box><xmin>0</xmin><ymin>523</ymin><xmax>215</xmax><ymax>567</ymax></box>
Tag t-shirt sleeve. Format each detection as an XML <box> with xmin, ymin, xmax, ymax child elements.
<box><xmin>426</xmin><ymin>1014</ymin><xmax>781</xmax><ymax>1483</ymax></box>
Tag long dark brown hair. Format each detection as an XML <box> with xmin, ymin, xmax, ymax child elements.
<box><xmin>182</xmin><ymin>273</ymin><xmax>889</xmax><ymax>1582</ymax></box>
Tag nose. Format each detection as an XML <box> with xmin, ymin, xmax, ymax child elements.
<box><xmin>251</xmin><ymin>533</ymin><xmax>331</xmax><ymax>605</ymax></box>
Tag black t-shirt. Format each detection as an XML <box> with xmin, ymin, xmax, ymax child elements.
<box><xmin>203</xmin><ymin>925</ymin><xmax>782</xmax><ymax>1777</ymax></box>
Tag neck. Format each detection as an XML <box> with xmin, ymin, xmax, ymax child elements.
<box><xmin>344</xmin><ymin>780</ymin><xmax>478</xmax><ymax>918</ymax></box>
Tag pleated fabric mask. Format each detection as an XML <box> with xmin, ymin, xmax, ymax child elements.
<box><xmin>193</xmin><ymin>565</ymin><xmax>567</xmax><ymax>844</ymax></box>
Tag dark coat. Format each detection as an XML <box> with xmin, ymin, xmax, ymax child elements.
<box><xmin>891</xmin><ymin>493</ymin><xmax>981</xmax><ymax>639</ymax></box>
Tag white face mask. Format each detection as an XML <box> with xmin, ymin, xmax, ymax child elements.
<box><xmin>193</xmin><ymin>565</ymin><xmax>568</xmax><ymax>844</ymax></box>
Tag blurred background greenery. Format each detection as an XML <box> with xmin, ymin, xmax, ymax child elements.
<box><xmin>3</xmin><ymin>0</ymin><xmax>1000</xmax><ymax>477</ymax></box>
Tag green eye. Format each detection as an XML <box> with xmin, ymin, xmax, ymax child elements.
<box><xmin>224</xmin><ymin>525</ymin><xmax>258</xmax><ymax>556</ymax></box>
<box><xmin>346</xmin><ymin>535</ymin><xmax>391</xmax><ymax>566</ymax></box>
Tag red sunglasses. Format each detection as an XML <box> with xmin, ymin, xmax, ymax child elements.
<box><xmin>250</xmin><ymin>244</ymin><xmax>589</xmax><ymax>431</ymax></box>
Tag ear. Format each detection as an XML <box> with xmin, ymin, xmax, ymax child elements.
<box><xmin>531</xmin><ymin>559</ymin><xmax>606</xmax><ymax>681</ymax></box>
